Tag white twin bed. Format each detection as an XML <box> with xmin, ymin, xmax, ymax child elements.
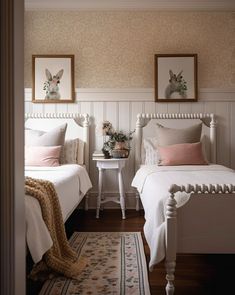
<box><xmin>25</xmin><ymin>113</ymin><xmax>92</xmax><ymax>264</ymax></box>
<box><xmin>132</xmin><ymin>113</ymin><xmax>235</xmax><ymax>295</ymax></box>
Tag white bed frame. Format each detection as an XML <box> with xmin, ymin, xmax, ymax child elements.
<box><xmin>135</xmin><ymin>113</ymin><xmax>235</xmax><ymax>295</ymax></box>
<box><xmin>25</xmin><ymin>112</ymin><xmax>90</xmax><ymax>209</ymax></box>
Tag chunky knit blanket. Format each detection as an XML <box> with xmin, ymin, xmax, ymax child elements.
<box><xmin>25</xmin><ymin>177</ymin><xmax>86</xmax><ymax>281</ymax></box>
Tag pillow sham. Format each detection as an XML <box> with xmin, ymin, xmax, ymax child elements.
<box><xmin>25</xmin><ymin>123</ymin><xmax>67</xmax><ymax>147</ymax></box>
<box><xmin>143</xmin><ymin>137</ymin><xmax>159</xmax><ymax>165</ymax></box>
<box><xmin>76</xmin><ymin>140</ymin><xmax>85</xmax><ymax>165</ymax></box>
<box><xmin>156</xmin><ymin>123</ymin><xmax>202</xmax><ymax>146</ymax></box>
<box><xmin>60</xmin><ymin>139</ymin><xmax>78</xmax><ymax>164</ymax></box>
<box><xmin>25</xmin><ymin>146</ymin><xmax>61</xmax><ymax>166</ymax></box>
<box><xmin>158</xmin><ymin>142</ymin><xmax>208</xmax><ymax>166</ymax></box>
<box><xmin>60</xmin><ymin>138</ymin><xmax>85</xmax><ymax>165</ymax></box>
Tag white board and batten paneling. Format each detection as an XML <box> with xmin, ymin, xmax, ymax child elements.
<box><xmin>25</xmin><ymin>87</ymin><xmax>235</xmax><ymax>209</ymax></box>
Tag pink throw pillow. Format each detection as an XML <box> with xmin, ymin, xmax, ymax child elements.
<box><xmin>158</xmin><ymin>142</ymin><xmax>208</xmax><ymax>166</ymax></box>
<box><xmin>25</xmin><ymin>146</ymin><xmax>61</xmax><ymax>166</ymax></box>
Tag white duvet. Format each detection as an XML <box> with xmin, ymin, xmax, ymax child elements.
<box><xmin>25</xmin><ymin>164</ymin><xmax>92</xmax><ymax>263</ymax></box>
<box><xmin>132</xmin><ymin>164</ymin><xmax>235</xmax><ymax>270</ymax></box>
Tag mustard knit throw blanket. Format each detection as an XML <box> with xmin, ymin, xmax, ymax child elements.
<box><xmin>25</xmin><ymin>177</ymin><xmax>86</xmax><ymax>281</ymax></box>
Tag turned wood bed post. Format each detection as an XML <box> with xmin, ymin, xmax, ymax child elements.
<box><xmin>82</xmin><ymin>113</ymin><xmax>90</xmax><ymax>211</ymax></box>
<box><xmin>135</xmin><ymin>113</ymin><xmax>143</xmax><ymax>172</ymax></box>
<box><xmin>82</xmin><ymin>113</ymin><xmax>90</xmax><ymax>173</ymax></box>
<box><xmin>135</xmin><ymin>114</ymin><xmax>143</xmax><ymax>211</ymax></box>
<box><xmin>210</xmin><ymin>114</ymin><xmax>217</xmax><ymax>163</ymax></box>
<box><xmin>165</xmin><ymin>187</ymin><xmax>177</xmax><ymax>295</ymax></box>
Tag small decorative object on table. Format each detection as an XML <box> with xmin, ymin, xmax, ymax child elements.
<box><xmin>96</xmin><ymin>120</ymin><xmax>114</xmax><ymax>158</ymax></box>
<box><xmin>109</xmin><ymin>131</ymin><xmax>133</xmax><ymax>158</ymax></box>
<box><xmin>96</xmin><ymin>121</ymin><xmax>134</xmax><ymax>159</ymax></box>
<box><xmin>92</xmin><ymin>150</ymin><xmax>105</xmax><ymax>160</ymax></box>
<box><xmin>112</xmin><ymin>149</ymin><xmax>129</xmax><ymax>159</ymax></box>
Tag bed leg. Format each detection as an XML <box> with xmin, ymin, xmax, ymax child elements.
<box><xmin>136</xmin><ymin>192</ymin><xmax>140</xmax><ymax>211</ymax></box>
<box><xmin>165</xmin><ymin>188</ymin><xmax>177</xmax><ymax>295</ymax></box>
<box><xmin>85</xmin><ymin>194</ymin><xmax>89</xmax><ymax>211</ymax></box>
<box><xmin>165</xmin><ymin>260</ymin><xmax>176</xmax><ymax>295</ymax></box>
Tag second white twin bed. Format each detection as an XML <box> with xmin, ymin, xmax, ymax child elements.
<box><xmin>132</xmin><ymin>113</ymin><xmax>235</xmax><ymax>295</ymax></box>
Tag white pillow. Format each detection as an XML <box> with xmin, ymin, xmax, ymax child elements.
<box><xmin>60</xmin><ymin>138</ymin><xmax>85</xmax><ymax>165</ymax></box>
<box><xmin>143</xmin><ymin>137</ymin><xmax>159</xmax><ymax>165</ymax></box>
<box><xmin>156</xmin><ymin>123</ymin><xmax>202</xmax><ymax>146</ymax></box>
<box><xmin>25</xmin><ymin>123</ymin><xmax>67</xmax><ymax>147</ymax></box>
<box><xmin>77</xmin><ymin>140</ymin><xmax>85</xmax><ymax>165</ymax></box>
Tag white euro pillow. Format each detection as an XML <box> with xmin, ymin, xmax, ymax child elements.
<box><xmin>25</xmin><ymin>123</ymin><xmax>67</xmax><ymax>147</ymax></box>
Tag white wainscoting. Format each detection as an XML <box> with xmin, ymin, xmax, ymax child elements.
<box><xmin>25</xmin><ymin>88</ymin><xmax>235</xmax><ymax>209</ymax></box>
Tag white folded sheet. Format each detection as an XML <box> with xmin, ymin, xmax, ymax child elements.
<box><xmin>132</xmin><ymin>164</ymin><xmax>235</xmax><ymax>270</ymax></box>
<box><xmin>25</xmin><ymin>164</ymin><xmax>92</xmax><ymax>263</ymax></box>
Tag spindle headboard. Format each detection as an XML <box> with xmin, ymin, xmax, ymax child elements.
<box><xmin>25</xmin><ymin>113</ymin><xmax>90</xmax><ymax>171</ymax></box>
<box><xmin>134</xmin><ymin>113</ymin><xmax>216</xmax><ymax>171</ymax></box>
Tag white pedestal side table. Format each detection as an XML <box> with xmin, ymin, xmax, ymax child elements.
<box><xmin>93</xmin><ymin>157</ymin><xmax>128</xmax><ymax>219</ymax></box>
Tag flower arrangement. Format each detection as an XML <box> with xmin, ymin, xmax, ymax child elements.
<box><xmin>96</xmin><ymin>121</ymin><xmax>135</xmax><ymax>158</ymax></box>
<box><xmin>110</xmin><ymin>131</ymin><xmax>132</xmax><ymax>142</ymax></box>
<box><xmin>96</xmin><ymin>120</ymin><xmax>114</xmax><ymax>136</ymax></box>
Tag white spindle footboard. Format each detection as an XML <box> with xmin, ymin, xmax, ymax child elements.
<box><xmin>165</xmin><ymin>183</ymin><xmax>235</xmax><ymax>295</ymax></box>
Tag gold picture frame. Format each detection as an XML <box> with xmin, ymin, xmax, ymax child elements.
<box><xmin>155</xmin><ymin>54</ymin><xmax>198</xmax><ymax>102</ymax></box>
<box><xmin>32</xmin><ymin>54</ymin><xmax>75</xmax><ymax>103</ymax></box>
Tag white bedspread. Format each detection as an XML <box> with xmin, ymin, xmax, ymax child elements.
<box><xmin>25</xmin><ymin>164</ymin><xmax>92</xmax><ymax>263</ymax></box>
<box><xmin>132</xmin><ymin>164</ymin><xmax>235</xmax><ymax>270</ymax></box>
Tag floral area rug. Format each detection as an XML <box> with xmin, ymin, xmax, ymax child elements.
<box><xmin>39</xmin><ymin>232</ymin><xmax>151</xmax><ymax>295</ymax></box>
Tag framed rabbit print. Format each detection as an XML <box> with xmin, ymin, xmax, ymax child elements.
<box><xmin>32</xmin><ymin>55</ymin><xmax>75</xmax><ymax>103</ymax></box>
<box><xmin>154</xmin><ymin>54</ymin><xmax>198</xmax><ymax>102</ymax></box>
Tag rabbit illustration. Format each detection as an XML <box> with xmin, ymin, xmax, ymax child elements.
<box><xmin>43</xmin><ymin>69</ymin><xmax>64</xmax><ymax>100</ymax></box>
<box><xmin>165</xmin><ymin>70</ymin><xmax>187</xmax><ymax>99</ymax></box>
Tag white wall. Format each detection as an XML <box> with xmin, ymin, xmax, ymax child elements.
<box><xmin>25</xmin><ymin>88</ymin><xmax>235</xmax><ymax>208</ymax></box>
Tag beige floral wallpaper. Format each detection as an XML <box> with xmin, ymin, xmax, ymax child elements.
<box><xmin>25</xmin><ymin>11</ymin><xmax>235</xmax><ymax>88</ymax></box>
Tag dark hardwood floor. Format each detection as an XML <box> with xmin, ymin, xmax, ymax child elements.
<box><xmin>28</xmin><ymin>209</ymin><xmax>235</xmax><ymax>295</ymax></box>
<box><xmin>68</xmin><ymin>209</ymin><xmax>235</xmax><ymax>295</ymax></box>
